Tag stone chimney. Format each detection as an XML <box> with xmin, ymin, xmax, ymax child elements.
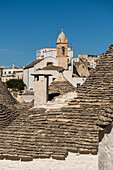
<box><xmin>32</xmin><ymin>73</ymin><xmax>52</xmax><ymax>107</ymax></box>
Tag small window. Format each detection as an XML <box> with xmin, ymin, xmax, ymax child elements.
<box><xmin>47</xmin><ymin>62</ymin><xmax>53</xmax><ymax>66</ymax></box>
<box><xmin>62</xmin><ymin>47</ymin><xmax>65</xmax><ymax>55</ymax></box>
<box><xmin>77</xmin><ymin>83</ymin><xmax>80</xmax><ymax>88</ymax></box>
<box><xmin>53</xmin><ymin>78</ymin><xmax>55</xmax><ymax>81</ymax></box>
<box><xmin>8</xmin><ymin>71</ymin><xmax>11</xmax><ymax>74</ymax></box>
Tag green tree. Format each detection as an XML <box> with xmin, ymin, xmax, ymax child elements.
<box><xmin>6</xmin><ymin>79</ymin><xmax>26</xmax><ymax>91</ymax></box>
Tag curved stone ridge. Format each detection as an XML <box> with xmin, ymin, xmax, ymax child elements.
<box><xmin>0</xmin><ymin>104</ymin><xmax>18</xmax><ymax>129</ymax></box>
<box><xmin>0</xmin><ymin>81</ymin><xmax>17</xmax><ymax>106</ymax></box>
<box><xmin>0</xmin><ymin>81</ymin><xmax>18</xmax><ymax>128</ymax></box>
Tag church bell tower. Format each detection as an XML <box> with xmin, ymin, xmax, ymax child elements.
<box><xmin>56</xmin><ymin>29</ymin><xmax>68</xmax><ymax>70</ymax></box>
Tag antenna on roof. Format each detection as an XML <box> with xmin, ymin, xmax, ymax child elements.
<box><xmin>12</xmin><ymin>63</ymin><xmax>15</xmax><ymax>69</ymax></box>
<box><xmin>49</xmin><ymin>42</ymin><xmax>51</xmax><ymax>48</ymax></box>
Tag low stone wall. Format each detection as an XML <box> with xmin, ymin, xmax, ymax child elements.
<box><xmin>0</xmin><ymin>152</ymin><xmax>98</xmax><ymax>170</ymax></box>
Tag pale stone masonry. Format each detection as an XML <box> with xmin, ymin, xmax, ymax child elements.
<box><xmin>0</xmin><ymin>44</ymin><xmax>113</xmax><ymax>169</ymax></box>
<box><xmin>56</xmin><ymin>29</ymin><xmax>68</xmax><ymax>69</ymax></box>
<box><xmin>49</xmin><ymin>72</ymin><xmax>75</xmax><ymax>95</ymax></box>
<box><xmin>0</xmin><ymin>80</ymin><xmax>17</xmax><ymax>106</ymax></box>
<box><xmin>33</xmin><ymin>73</ymin><xmax>52</xmax><ymax>107</ymax></box>
<box><xmin>0</xmin><ymin>152</ymin><xmax>98</xmax><ymax>170</ymax></box>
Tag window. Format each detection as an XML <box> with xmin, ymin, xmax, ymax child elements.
<box><xmin>62</xmin><ymin>47</ymin><xmax>65</xmax><ymax>55</ymax></box>
<box><xmin>47</xmin><ymin>62</ymin><xmax>53</xmax><ymax>66</ymax></box>
<box><xmin>8</xmin><ymin>71</ymin><xmax>11</xmax><ymax>74</ymax></box>
<box><xmin>53</xmin><ymin>78</ymin><xmax>55</xmax><ymax>81</ymax></box>
<box><xmin>77</xmin><ymin>83</ymin><xmax>80</xmax><ymax>88</ymax></box>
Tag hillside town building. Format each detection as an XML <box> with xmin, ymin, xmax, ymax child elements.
<box><xmin>0</xmin><ymin>44</ymin><xmax>113</xmax><ymax>169</ymax></box>
<box><xmin>0</xmin><ymin>66</ymin><xmax>4</xmax><ymax>79</ymax></box>
<box><xmin>73</xmin><ymin>54</ymin><xmax>100</xmax><ymax>77</ymax></box>
<box><xmin>2</xmin><ymin>64</ymin><xmax>23</xmax><ymax>82</ymax></box>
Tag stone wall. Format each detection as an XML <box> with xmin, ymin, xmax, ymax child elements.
<box><xmin>0</xmin><ymin>152</ymin><xmax>98</xmax><ymax>170</ymax></box>
<box><xmin>99</xmin><ymin>123</ymin><xmax>113</xmax><ymax>170</ymax></box>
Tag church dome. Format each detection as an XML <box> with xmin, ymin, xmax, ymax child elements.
<box><xmin>57</xmin><ymin>29</ymin><xmax>68</xmax><ymax>44</ymax></box>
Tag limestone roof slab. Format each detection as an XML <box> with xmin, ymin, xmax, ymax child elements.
<box><xmin>0</xmin><ymin>44</ymin><xmax>113</xmax><ymax>161</ymax></box>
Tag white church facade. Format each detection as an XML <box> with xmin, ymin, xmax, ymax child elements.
<box><xmin>23</xmin><ymin>30</ymin><xmax>85</xmax><ymax>92</ymax></box>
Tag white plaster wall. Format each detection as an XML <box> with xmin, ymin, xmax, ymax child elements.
<box><xmin>68</xmin><ymin>48</ymin><xmax>73</xmax><ymax>61</ymax></box>
<box><xmin>24</xmin><ymin>68</ymin><xmax>34</xmax><ymax>91</ymax></box>
<box><xmin>2</xmin><ymin>68</ymin><xmax>16</xmax><ymax>82</ymax></box>
<box><xmin>36</xmin><ymin>48</ymin><xmax>73</xmax><ymax>61</ymax></box>
<box><xmin>2</xmin><ymin>68</ymin><xmax>16</xmax><ymax>75</ymax></box>
<box><xmin>37</xmin><ymin>48</ymin><xmax>57</xmax><ymax>59</ymax></box>
<box><xmin>63</xmin><ymin>70</ymin><xmax>86</xmax><ymax>87</ymax></box>
<box><xmin>23</xmin><ymin>67</ymin><xmax>34</xmax><ymax>91</ymax></box>
<box><xmin>15</xmin><ymin>69</ymin><xmax>23</xmax><ymax>79</ymax></box>
<box><xmin>99</xmin><ymin>124</ymin><xmax>113</xmax><ymax>170</ymax></box>
<box><xmin>40</xmin><ymin>50</ymin><xmax>57</xmax><ymax>59</ymax></box>
<box><xmin>34</xmin><ymin>57</ymin><xmax>58</xmax><ymax>70</ymax></box>
<box><xmin>29</xmin><ymin>67</ymin><xmax>34</xmax><ymax>91</ymax></box>
<box><xmin>36</xmin><ymin>70</ymin><xmax>59</xmax><ymax>85</ymax></box>
<box><xmin>0</xmin><ymin>152</ymin><xmax>98</xmax><ymax>170</ymax></box>
<box><xmin>23</xmin><ymin>57</ymin><xmax>58</xmax><ymax>92</ymax></box>
<box><xmin>23</xmin><ymin>69</ymin><xmax>28</xmax><ymax>88</ymax></box>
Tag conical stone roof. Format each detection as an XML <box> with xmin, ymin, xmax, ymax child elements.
<box><xmin>0</xmin><ymin>80</ymin><xmax>17</xmax><ymax>106</ymax></box>
<box><xmin>0</xmin><ymin>45</ymin><xmax>113</xmax><ymax>161</ymax></box>
<box><xmin>68</xmin><ymin>43</ymin><xmax>113</xmax><ymax>126</ymax></box>
<box><xmin>0</xmin><ymin>80</ymin><xmax>18</xmax><ymax>128</ymax></box>
<box><xmin>49</xmin><ymin>73</ymin><xmax>75</xmax><ymax>95</ymax></box>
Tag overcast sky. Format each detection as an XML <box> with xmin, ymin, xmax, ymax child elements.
<box><xmin>0</xmin><ymin>0</ymin><xmax>113</xmax><ymax>67</ymax></box>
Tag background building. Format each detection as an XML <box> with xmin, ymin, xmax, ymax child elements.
<box><xmin>73</xmin><ymin>54</ymin><xmax>100</xmax><ymax>77</ymax></box>
<box><xmin>23</xmin><ymin>30</ymin><xmax>85</xmax><ymax>92</ymax></box>
<box><xmin>2</xmin><ymin>64</ymin><xmax>23</xmax><ymax>82</ymax></box>
<box><xmin>0</xmin><ymin>66</ymin><xmax>4</xmax><ymax>79</ymax></box>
